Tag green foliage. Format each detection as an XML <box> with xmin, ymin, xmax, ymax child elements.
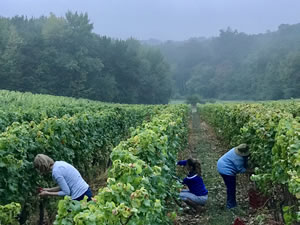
<box><xmin>272</xmin><ymin>118</ymin><xmax>300</xmax><ymax>197</ymax></box>
<box><xmin>0</xmin><ymin>13</ymin><xmax>172</xmax><ymax>104</ymax></box>
<box><xmin>0</xmin><ymin>90</ymin><xmax>164</xmax><ymax>133</ymax></box>
<box><xmin>283</xmin><ymin>206</ymin><xmax>300</xmax><ymax>225</ymax></box>
<box><xmin>0</xmin><ymin>202</ymin><xmax>21</xmax><ymax>225</ymax></box>
<box><xmin>198</xmin><ymin>101</ymin><xmax>300</xmax><ymax>224</ymax></box>
<box><xmin>0</xmin><ymin>90</ymin><xmax>165</xmax><ymax>224</ymax></box>
<box><xmin>159</xmin><ymin>24</ymin><xmax>300</xmax><ymax>100</ymax></box>
<box><xmin>54</xmin><ymin>105</ymin><xmax>189</xmax><ymax>225</ymax></box>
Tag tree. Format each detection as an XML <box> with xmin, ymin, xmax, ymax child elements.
<box><xmin>0</xmin><ymin>13</ymin><xmax>173</xmax><ymax>104</ymax></box>
<box><xmin>0</xmin><ymin>22</ymin><xmax>23</xmax><ymax>90</ymax></box>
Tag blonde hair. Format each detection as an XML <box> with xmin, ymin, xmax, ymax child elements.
<box><xmin>34</xmin><ymin>154</ymin><xmax>54</xmax><ymax>173</ymax></box>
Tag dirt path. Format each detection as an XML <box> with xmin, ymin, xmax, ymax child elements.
<box><xmin>176</xmin><ymin>107</ymin><xmax>251</xmax><ymax>225</ymax></box>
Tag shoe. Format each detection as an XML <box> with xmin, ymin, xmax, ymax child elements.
<box><xmin>197</xmin><ymin>205</ymin><xmax>206</xmax><ymax>213</ymax></box>
<box><xmin>183</xmin><ymin>207</ymin><xmax>194</xmax><ymax>214</ymax></box>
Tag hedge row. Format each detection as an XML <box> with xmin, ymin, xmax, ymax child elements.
<box><xmin>54</xmin><ymin>104</ymin><xmax>189</xmax><ymax>225</ymax></box>
<box><xmin>198</xmin><ymin>102</ymin><xmax>300</xmax><ymax>224</ymax></box>
<box><xmin>0</xmin><ymin>104</ymin><xmax>163</xmax><ymax>224</ymax></box>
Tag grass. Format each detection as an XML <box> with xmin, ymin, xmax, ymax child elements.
<box><xmin>196</xmin><ymin>140</ymin><xmax>247</xmax><ymax>224</ymax></box>
<box><xmin>183</xmin><ymin>110</ymin><xmax>250</xmax><ymax>225</ymax></box>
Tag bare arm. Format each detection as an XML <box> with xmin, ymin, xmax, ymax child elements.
<box><xmin>43</xmin><ymin>186</ymin><xmax>61</xmax><ymax>192</ymax></box>
<box><xmin>39</xmin><ymin>190</ymin><xmax>60</xmax><ymax>197</ymax></box>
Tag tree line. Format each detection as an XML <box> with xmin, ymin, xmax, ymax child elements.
<box><xmin>0</xmin><ymin>12</ymin><xmax>171</xmax><ymax>104</ymax></box>
<box><xmin>1</xmin><ymin>12</ymin><xmax>299</xmax><ymax>103</ymax></box>
<box><xmin>158</xmin><ymin>24</ymin><xmax>300</xmax><ymax>100</ymax></box>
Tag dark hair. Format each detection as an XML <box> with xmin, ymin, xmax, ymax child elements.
<box><xmin>186</xmin><ymin>158</ymin><xmax>202</xmax><ymax>176</ymax></box>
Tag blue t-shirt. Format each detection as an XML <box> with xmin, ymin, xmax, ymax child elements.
<box><xmin>52</xmin><ymin>161</ymin><xmax>89</xmax><ymax>199</ymax></box>
<box><xmin>183</xmin><ymin>173</ymin><xmax>208</xmax><ymax>196</ymax></box>
<box><xmin>177</xmin><ymin>160</ymin><xmax>208</xmax><ymax>196</ymax></box>
<box><xmin>217</xmin><ymin>148</ymin><xmax>247</xmax><ymax>176</ymax></box>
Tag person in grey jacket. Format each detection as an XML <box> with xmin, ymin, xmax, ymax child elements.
<box><xmin>217</xmin><ymin>144</ymin><xmax>250</xmax><ymax>209</ymax></box>
<box><xmin>34</xmin><ymin>154</ymin><xmax>92</xmax><ymax>201</ymax></box>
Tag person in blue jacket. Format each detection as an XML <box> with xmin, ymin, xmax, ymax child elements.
<box><xmin>34</xmin><ymin>154</ymin><xmax>92</xmax><ymax>201</ymax></box>
<box><xmin>217</xmin><ymin>143</ymin><xmax>250</xmax><ymax>209</ymax></box>
<box><xmin>177</xmin><ymin>158</ymin><xmax>208</xmax><ymax>211</ymax></box>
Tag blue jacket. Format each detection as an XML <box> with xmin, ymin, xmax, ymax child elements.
<box><xmin>217</xmin><ymin>148</ymin><xmax>247</xmax><ymax>176</ymax></box>
<box><xmin>177</xmin><ymin>160</ymin><xmax>208</xmax><ymax>196</ymax></box>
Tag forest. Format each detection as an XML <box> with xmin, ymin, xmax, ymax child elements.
<box><xmin>0</xmin><ymin>12</ymin><xmax>300</xmax><ymax>103</ymax></box>
<box><xmin>0</xmin><ymin>12</ymin><xmax>172</xmax><ymax>104</ymax></box>
<box><xmin>158</xmin><ymin>24</ymin><xmax>300</xmax><ymax>100</ymax></box>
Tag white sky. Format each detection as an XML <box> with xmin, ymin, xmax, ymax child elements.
<box><xmin>1</xmin><ymin>0</ymin><xmax>300</xmax><ymax>41</ymax></box>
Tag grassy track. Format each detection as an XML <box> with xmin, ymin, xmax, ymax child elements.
<box><xmin>177</xmin><ymin>107</ymin><xmax>250</xmax><ymax>225</ymax></box>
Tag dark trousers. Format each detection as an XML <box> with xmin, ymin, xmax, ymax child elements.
<box><xmin>74</xmin><ymin>187</ymin><xmax>92</xmax><ymax>201</ymax></box>
<box><xmin>220</xmin><ymin>174</ymin><xmax>236</xmax><ymax>208</ymax></box>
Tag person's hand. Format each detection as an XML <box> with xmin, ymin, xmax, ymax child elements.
<box><xmin>180</xmin><ymin>186</ymin><xmax>187</xmax><ymax>191</ymax></box>
<box><xmin>37</xmin><ymin>187</ymin><xmax>44</xmax><ymax>194</ymax></box>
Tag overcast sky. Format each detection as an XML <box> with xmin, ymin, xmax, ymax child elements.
<box><xmin>1</xmin><ymin>0</ymin><xmax>300</xmax><ymax>41</ymax></box>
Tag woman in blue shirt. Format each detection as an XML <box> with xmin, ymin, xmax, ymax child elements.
<box><xmin>177</xmin><ymin>158</ymin><xmax>208</xmax><ymax>212</ymax></box>
<box><xmin>34</xmin><ymin>154</ymin><xmax>92</xmax><ymax>201</ymax></box>
<box><xmin>217</xmin><ymin>144</ymin><xmax>249</xmax><ymax>209</ymax></box>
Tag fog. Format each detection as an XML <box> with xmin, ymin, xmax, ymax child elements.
<box><xmin>1</xmin><ymin>0</ymin><xmax>300</xmax><ymax>40</ymax></box>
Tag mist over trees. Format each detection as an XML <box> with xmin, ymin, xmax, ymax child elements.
<box><xmin>158</xmin><ymin>24</ymin><xmax>300</xmax><ymax>100</ymax></box>
<box><xmin>1</xmin><ymin>11</ymin><xmax>300</xmax><ymax>103</ymax></box>
<box><xmin>0</xmin><ymin>12</ymin><xmax>171</xmax><ymax>104</ymax></box>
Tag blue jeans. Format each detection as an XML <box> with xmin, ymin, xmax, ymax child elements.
<box><xmin>220</xmin><ymin>174</ymin><xmax>236</xmax><ymax>208</ymax></box>
<box><xmin>74</xmin><ymin>187</ymin><xmax>92</xmax><ymax>201</ymax></box>
<box><xmin>179</xmin><ymin>189</ymin><xmax>208</xmax><ymax>205</ymax></box>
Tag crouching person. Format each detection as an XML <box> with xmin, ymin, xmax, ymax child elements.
<box><xmin>34</xmin><ymin>154</ymin><xmax>92</xmax><ymax>201</ymax></box>
<box><xmin>177</xmin><ymin>158</ymin><xmax>208</xmax><ymax>213</ymax></box>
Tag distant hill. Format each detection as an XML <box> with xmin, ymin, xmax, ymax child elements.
<box><xmin>156</xmin><ymin>23</ymin><xmax>300</xmax><ymax>100</ymax></box>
